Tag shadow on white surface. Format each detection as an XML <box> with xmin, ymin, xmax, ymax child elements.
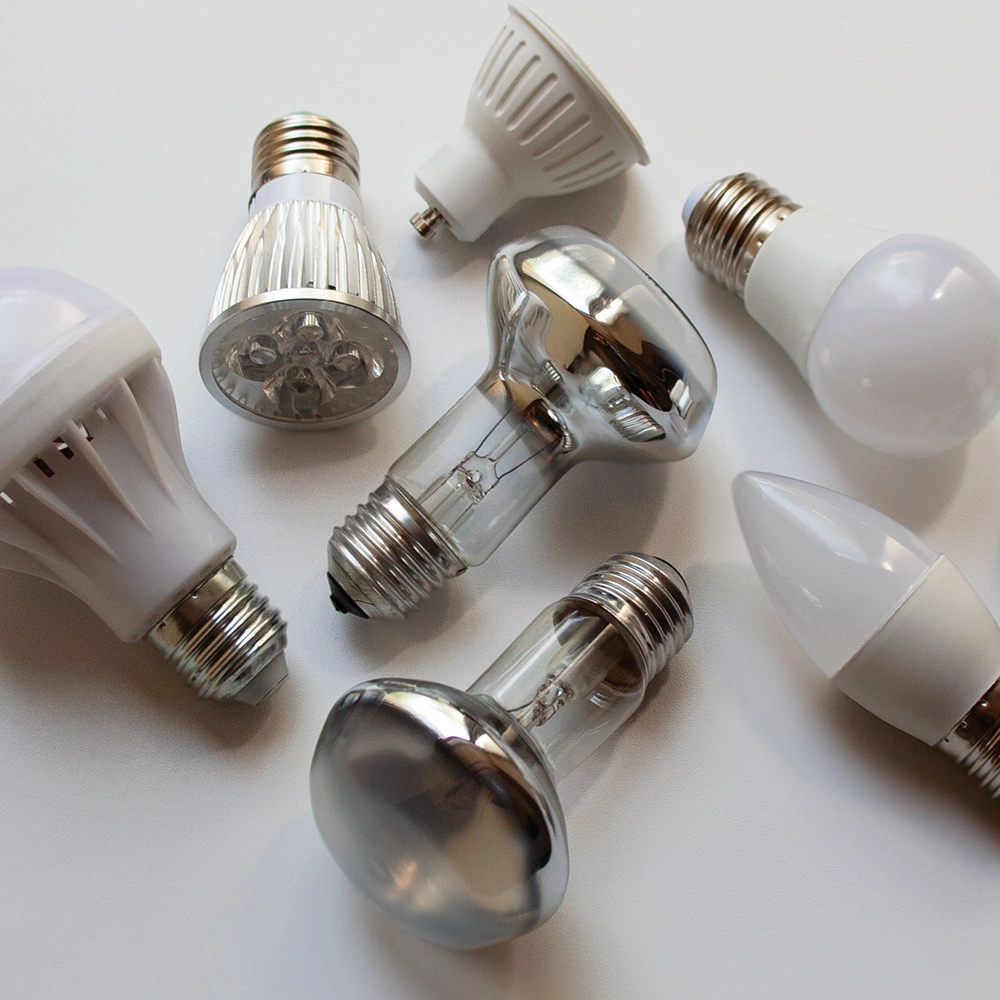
<box><xmin>694</xmin><ymin>560</ymin><xmax>1000</xmax><ymax>842</ymax></box>
<box><xmin>0</xmin><ymin>569</ymin><xmax>288</xmax><ymax>748</ymax></box>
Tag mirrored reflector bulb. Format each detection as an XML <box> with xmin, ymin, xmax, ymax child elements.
<box><xmin>685</xmin><ymin>174</ymin><xmax>1000</xmax><ymax>457</ymax></box>
<box><xmin>201</xmin><ymin>113</ymin><xmax>410</xmax><ymax>429</ymax></box>
<box><xmin>0</xmin><ymin>269</ymin><xmax>287</xmax><ymax>703</ymax></box>
<box><xmin>311</xmin><ymin>553</ymin><xmax>692</xmax><ymax>948</ymax></box>
<box><xmin>326</xmin><ymin>226</ymin><xmax>716</xmax><ymax>619</ymax></box>
<box><xmin>410</xmin><ymin>3</ymin><xmax>650</xmax><ymax>242</ymax></box>
<box><xmin>734</xmin><ymin>471</ymin><xmax>1000</xmax><ymax>795</ymax></box>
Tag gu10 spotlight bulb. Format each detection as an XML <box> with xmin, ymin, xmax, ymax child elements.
<box><xmin>0</xmin><ymin>269</ymin><xmax>287</xmax><ymax>703</ymax></box>
<box><xmin>327</xmin><ymin>226</ymin><xmax>716</xmax><ymax>619</ymax></box>
<box><xmin>312</xmin><ymin>552</ymin><xmax>692</xmax><ymax>948</ymax></box>
<box><xmin>684</xmin><ymin>174</ymin><xmax>1000</xmax><ymax>457</ymax></box>
<box><xmin>410</xmin><ymin>3</ymin><xmax>650</xmax><ymax>242</ymax></box>
<box><xmin>201</xmin><ymin>113</ymin><xmax>409</xmax><ymax>429</ymax></box>
<box><xmin>734</xmin><ymin>472</ymin><xmax>1000</xmax><ymax>796</ymax></box>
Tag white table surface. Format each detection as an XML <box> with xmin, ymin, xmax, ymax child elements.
<box><xmin>2</xmin><ymin>0</ymin><xmax>1000</xmax><ymax>996</ymax></box>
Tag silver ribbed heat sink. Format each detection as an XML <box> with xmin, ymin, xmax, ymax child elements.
<box><xmin>200</xmin><ymin>113</ymin><xmax>410</xmax><ymax>429</ymax></box>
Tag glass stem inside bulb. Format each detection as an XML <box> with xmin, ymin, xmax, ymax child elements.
<box><xmin>468</xmin><ymin>598</ymin><xmax>647</xmax><ymax>781</ymax></box>
<box><xmin>388</xmin><ymin>378</ymin><xmax>575</xmax><ymax>566</ymax></box>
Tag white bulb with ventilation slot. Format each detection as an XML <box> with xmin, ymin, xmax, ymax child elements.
<box><xmin>0</xmin><ymin>269</ymin><xmax>288</xmax><ymax>704</ymax></box>
<box><xmin>409</xmin><ymin>3</ymin><xmax>650</xmax><ymax>242</ymax></box>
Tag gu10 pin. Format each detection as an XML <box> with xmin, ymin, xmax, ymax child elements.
<box><xmin>311</xmin><ymin>552</ymin><xmax>693</xmax><ymax>948</ymax></box>
<box><xmin>411</xmin><ymin>3</ymin><xmax>650</xmax><ymax>242</ymax></box>
<box><xmin>327</xmin><ymin>225</ymin><xmax>717</xmax><ymax>619</ymax></box>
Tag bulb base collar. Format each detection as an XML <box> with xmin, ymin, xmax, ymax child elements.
<box><xmin>939</xmin><ymin>675</ymin><xmax>1000</xmax><ymax>798</ymax></box>
<box><xmin>251</xmin><ymin>113</ymin><xmax>360</xmax><ymax>201</ymax></box>
<box><xmin>327</xmin><ymin>479</ymin><xmax>467</xmax><ymax>619</ymax></box>
<box><xmin>684</xmin><ymin>173</ymin><xmax>800</xmax><ymax>297</ymax></box>
<box><xmin>570</xmin><ymin>553</ymin><xmax>693</xmax><ymax>681</ymax></box>
<box><xmin>146</xmin><ymin>559</ymin><xmax>288</xmax><ymax>703</ymax></box>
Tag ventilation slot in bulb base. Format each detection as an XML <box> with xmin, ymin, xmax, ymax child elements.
<box><xmin>146</xmin><ymin>559</ymin><xmax>288</xmax><ymax>704</ymax></box>
<box><xmin>251</xmin><ymin>113</ymin><xmax>361</xmax><ymax>200</ymax></box>
<box><xmin>570</xmin><ymin>553</ymin><xmax>693</xmax><ymax>679</ymax></box>
<box><xmin>684</xmin><ymin>174</ymin><xmax>800</xmax><ymax>297</ymax></box>
<box><xmin>939</xmin><ymin>677</ymin><xmax>1000</xmax><ymax>798</ymax></box>
<box><xmin>327</xmin><ymin>479</ymin><xmax>467</xmax><ymax>619</ymax></box>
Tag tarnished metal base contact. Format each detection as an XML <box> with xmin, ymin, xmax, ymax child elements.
<box><xmin>146</xmin><ymin>559</ymin><xmax>288</xmax><ymax>703</ymax></box>
<box><xmin>684</xmin><ymin>174</ymin><xmax>800</xmax><ymax>297</ymax></box>
<box><xmin>938</xmin><ymin>676</ymin><xmax>1000</xmax><ymax>797</ymax></box>
<box><xmin>327</xmin><ymin>479</ymin><xmax>467</xmax><ymax>619</ymax></box>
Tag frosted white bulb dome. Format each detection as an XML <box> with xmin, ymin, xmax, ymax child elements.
<box><xmin>732</xmin><ymin>471</ymin><xmax>937</xmax><ymax>678</ymax></box>
<box><xmin>734</xmin><ymin>473</ymin><xmax>1000</xmax><ymax>777</ymax></box>
<box><xmin>0</xmin><ymin>269</ymin><xmax>287</xmax><ymax>703</ymax></box>
<box><xmin>685</xmin><ymin>175</ymin><xmax>1000</xmax><ymax>457</ymax></box>
<box><xmin>410</xmin><ymin>3</ymin><xmax>649</xmax><ymax>242</ymax></box>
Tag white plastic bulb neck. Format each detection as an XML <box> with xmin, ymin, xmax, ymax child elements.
<box><xmin>248</xmin><ymin>172</ymin><xmax>363</xmax><ymax>221</ymax></box>
<box><xmin>743</xmin><ymin>207</ymin><xmax>894</xmax><ymax>378</ymax></box>
<box><xmin>835</xmin><ymin>556</ymin><xmax>1000</xmax><ymax>745</ymax></box>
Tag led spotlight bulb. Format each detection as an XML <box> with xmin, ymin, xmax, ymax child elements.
<box><xmin>734</xmin><ymin>471</ymin><xmax>1000</xmax><ymax>795</ymax></box>
<box><xmin>410</xmin><ymin>3</ymin><xmax>650</xmax><ymax>242</ymax></box>
<box><xmin>684</xmin><ymin>174</ymin><xmax>1000</xmax><ymax>457</ymax></box>
<box><xmin>327</xmin><ymin>226</ymin><xmax>716</xmax><ymax>619</ymax></box>
<box><xmin>312</xmin><ymin>552</ymin><xmax>692</xmax><ymax>948</ymax></box>
<box><xmin>0</xmin><ymin>269</ymin><xmax>287</xmax><ymax>703</ymax></box>
<box><xmin>201</xmin><ymin>113</ymin><xmax>410</xmax><ymax>429</ymax></box>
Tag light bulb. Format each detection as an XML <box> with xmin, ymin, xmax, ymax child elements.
<box><xmin>327</xmin><ymin>226</ymin><xmax>716</xmax><ymax>619</ymax></box>
<box><xmin>684</xmin><ymin>174</ymin><xmax>1000</xmax><ymax>457</ymax></box>
<box><xmin>410</xmin><ymin>3</ymin><xmax>650</xmax><ymax>242</ymax></box>
<box><xmin>734</xmin><ymin>471</ymin><xmax>1000</xmax><ymax>795</ymax></box>
<box><xmin>201</xmin><ymin>113</ymin><xmax>410</xmax><ymax>429</ymax></box>
<box><xmin>311</xmin><ymin>552</ymin><xmax>692</xmax><ymax>948</ymax></box>
<box><xmin>0</xmin><ymin>269</ymin><xmax>287</xmax><ymax>703</ymax></box>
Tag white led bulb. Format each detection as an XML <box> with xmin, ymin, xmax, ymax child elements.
<box><xmin>734</xmin><ymin>471</ymin><xmax>1000</xmax><ymax>795</ymax></box>
<box><xmin>685</xmin><ymin>175</ymin><xmax>1000</xmax><ymax>457</ymax></box>
<box><xmin>410</xmin><ymin>3</ymin><xmax>649</xmax><ymax>242</ymax></box>
<box><xmin>0</xmin><ymin>269</ymin><xmax>287</xmax><ymax>703</ymax></box>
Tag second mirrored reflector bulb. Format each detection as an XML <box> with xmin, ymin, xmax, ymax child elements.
<box><xmin>201</xmin><ymin>114</ymin><xmax>409</xmax><ymax>429</ymax></box>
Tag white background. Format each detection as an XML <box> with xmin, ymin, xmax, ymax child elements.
<box><xmin>2</xmin><ymin>0</ymin><xmax>1000</xmax><ymax>996</ymax></box>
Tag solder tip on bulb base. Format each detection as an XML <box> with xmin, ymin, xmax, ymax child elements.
<box><xmin>202</xmin><ymin>113</ymin><xmax>409</xmax><ymax>429</ymax></box>
<box><xmin>733</xmin><ymin>471</ymin><xmax>1000</xmax><ymax>798</ymax></box>
<box><xmin>684</xmin><ymin>174</ymin><xmax>1000</xmax><ymax>457</ymax></box>
<box><xmin>411</xmin><ymin>3</ymin><xmax>649</xmax><ymax>242</ymax></box>
<box><xmin>311</xmin><ymin>553</ymin><xmax>693</xmax><ymax>948</ymax></box>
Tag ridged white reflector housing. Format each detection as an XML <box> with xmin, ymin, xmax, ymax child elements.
<box><xmin>412</xmin><ymin>2</ymin><xmax>649</xmax><ymax>242</ymax></box>
<box><xmin>0</xmin><ymin>269</ymin><xmax>287</xmax><ymax>703</ymax></box>
<box><xmin>733</xmin><ymin>472</ymin><xmax>1000</xmax><ymax>747</ymax></box>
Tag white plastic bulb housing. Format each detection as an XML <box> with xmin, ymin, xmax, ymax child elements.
<box><xmin>734</xmin><ymin>471</ymin><xmax>1000</xmax><ymax>795</ymax></box>
<box><xmin>202</xmin><ymin>114</ymin><xmax>409</xmax><ymax>429</ymax></box>
<box><xmin>0</xmin><ymin>269</ymin><xmax>287</xmax><ymax>703</ymax></box>
<box><xmin>410</xmin><ymin>3</ymin><xmax>650</xmax><ymax>242</ymax></box>
<box><xmin>685</xmin><ymin>174</ymin><xmax>1000</xmax><ymax>457</ymax></box>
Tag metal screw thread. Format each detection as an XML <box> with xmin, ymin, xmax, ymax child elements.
<box><xmin>327</xmin><ymin>479</ymin><xmax>468</xmax><ymax>620</ymax></box>
<box><xmin>570</xmin><ymin>552</ymin><xmax>693</xmax><ymax>681</ymax></box>
<box><xmin>146</xmin><ymin>559</ymin><xmax>288</xmax><ymax>703</ymax></box>
<box><xmin>938</xmin><ymin>676</ymin><xmax>1000</xmax><ymax>798</ymax></box>
<box><xmin>684</xmin><ymin>173</ymin><xmax>800</xmax><ymax>297</ymax></box>
<box><xmin>251</xmin><ymin>113</ymin><xmax>361</xmax><ymax>200</ymax></box>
